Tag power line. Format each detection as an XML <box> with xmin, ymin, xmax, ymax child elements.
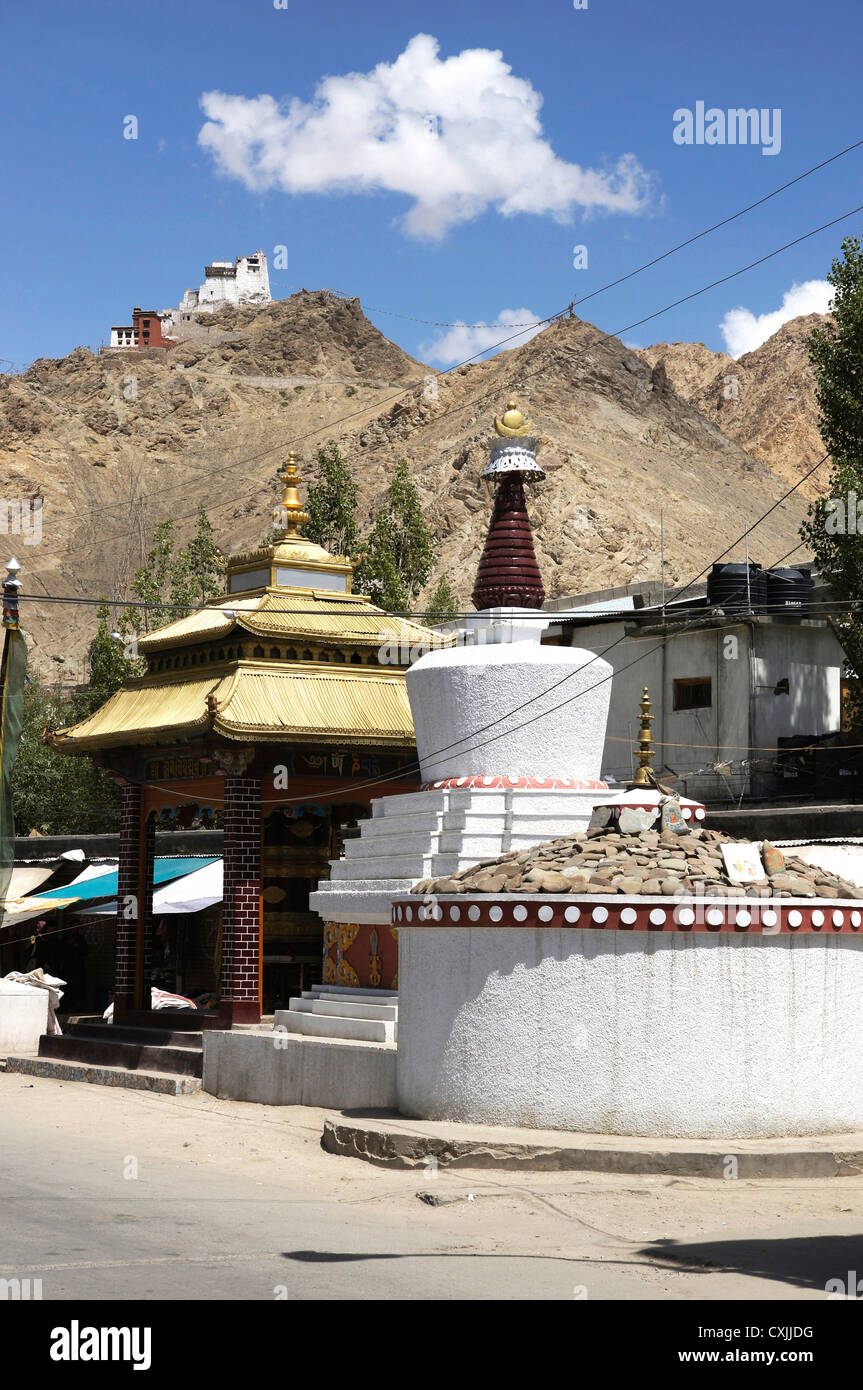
<box><xmin>612</xmin><ymin>203</ymin><xmax>863</xmax><ymax>339</ymax></box>
<box><xmin>569</xmin><ymin>135</ymin><xmax>863</xmax><ymax>311</ymax></box>
<box><xmin>289</xmin><ymin>134</ymin><xmax>863</xmax><ymax>327</ymax></box>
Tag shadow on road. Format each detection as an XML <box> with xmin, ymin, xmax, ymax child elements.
<box><xmin>639</xmin><ymin>1233</ymin><xmax>863</xmax><ymax>1293</ymax></box>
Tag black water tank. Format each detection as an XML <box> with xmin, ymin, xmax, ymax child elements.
<box><xmin>707</xmin><ymin>562</ymin><xmax>766</xmax><ymax>613</ymax></box>
<box><xmin>765</xmin><ymin>566</ymin><xmax>814</xmax><ymax>615</ymax></box>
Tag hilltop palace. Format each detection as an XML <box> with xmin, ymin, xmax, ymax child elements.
<box><xmin>109</xmin><ymin>252</ymin><xmax>271</xmax><ymax>349</ymax></box>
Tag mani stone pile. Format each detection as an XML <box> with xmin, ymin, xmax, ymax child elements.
<box><xmin>411</xmin><ymin>825</ymin><xmax>863</xmax><ymax>900</ymax></box>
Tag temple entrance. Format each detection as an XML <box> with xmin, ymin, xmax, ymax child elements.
<box><xmin>261</xmin><ymin>803</ymin><xmax>370</xmax><ymax>1012</ymax></box>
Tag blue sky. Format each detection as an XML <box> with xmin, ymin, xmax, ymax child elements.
<box><xmin>3</xmin><ymin>0</ymin><xmax>863</xmax><ymax>370</ymax></box>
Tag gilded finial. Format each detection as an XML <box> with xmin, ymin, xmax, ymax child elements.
<box><xmin>631</xmin><ymin>685</ymin><xmax>655</xmax><ymax>788</ymax></box>
<box><xmin>273</xmin><ymin>451</ymin><xmax>310</xmax><ymax>537</ymax></box>
<box><xmin>494</xmin><ymin>397</ymin><xmax>533</xmax><ymax>437</ymax></box>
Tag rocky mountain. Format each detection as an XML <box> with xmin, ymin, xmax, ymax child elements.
<box><xmin>638</xmin><ymin>313</ymin><xmax>831</xmax><ymax>496</ymax></box>
<box><xmin>0</xmin><ymin>291</ymin><xmax>816</xmax><ymax>681</ymax></box>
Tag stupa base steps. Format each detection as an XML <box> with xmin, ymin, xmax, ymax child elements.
<box><xmin>202</xmin><ymin>995</ymin><xmax>397</xmax><ymax>1109</ymax></box>
<box><xmin>273</xmin><ymin>984</ymin><xmax>399</xmax><ymax>1044</ymax></box>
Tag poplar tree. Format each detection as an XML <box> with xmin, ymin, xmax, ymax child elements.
<box><xmin>305</xmin><ymin>442</ymin><xmax>359</xmax><ymax>558</ymax></box>
<box><xmin>131</xmin><ymin>508</ymin><xmax>225</xmax><ymax>627</ymax></box>
<box><xmin>171</xmin><ymin>505</ymin><xmax>225</xmax><ymax>610</ymax></box>
<box><xmin>355</xmin><ymin>460</ymin><xmax>434</xmax><ymax>612</ymax></box>
<box><xmin>86</xmin><ymin>604</ymin><xmax>143</xmax><ymax>712</ymax></box>
<box><xmin>425</xmin><ymin>575</ymin><xmax>459</xmax><ymax>623</ymax></box>
<box><xmin>800</xmin><ymin>233</ymin><xmax>863</xmax><ymax>719</ymax></box>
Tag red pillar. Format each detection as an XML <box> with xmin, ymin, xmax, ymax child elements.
<box><xmin>219</xmin><ymin>774</ymin><xmax>261</xmax><ymax>1026</ymax></box>
<box><xmin>113</xmin><ymin>783</ymin><xmax>154</xmax><ymax>1017</ymax></box>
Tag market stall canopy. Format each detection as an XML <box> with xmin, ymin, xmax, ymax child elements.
<box><xmin>1</xmin><ymin>896</ymin><xmax>81</xmax><ymax>928</ymax></box>
<box><xmin>84</xmin><ymin>858</ymin><xmax>223</xmax><ymax>917</ymax></box>
<box><xmin>38</xmin><ymin>856</ymin><xmax>219</xmax><ymax>905</ymax></box>
<box><xmin>5</xmin><ymin>865</ymin><xmax>59</xmax><ymax>898</ymax></box>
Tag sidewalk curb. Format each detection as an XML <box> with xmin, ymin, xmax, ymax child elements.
<box><xmin>321</xmin><ymin>1117</ymin><xmax>863</xmax><ymax>1178</ymax></box>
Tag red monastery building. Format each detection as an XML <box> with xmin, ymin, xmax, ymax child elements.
<box><xmin>51</xmin><ymin>456</ymin><xmax>444</xmax><ymax>1026</ymax></box>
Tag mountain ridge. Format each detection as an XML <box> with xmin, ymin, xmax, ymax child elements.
<box><xmin>0</xmin><ymin>292</ymin><xmax>823</xmax><ymax>681</ymax></box>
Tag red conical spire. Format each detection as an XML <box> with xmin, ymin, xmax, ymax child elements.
<box><xmin>472</xmin><ymin>400</ymin><xmax>546</xmax><ymax>611</ymax></box>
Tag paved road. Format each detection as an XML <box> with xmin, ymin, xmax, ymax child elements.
<box><xmin>2</xmin><ymin>1075</ymin><xmax>862</xmax><ymax>1302</ymax></box>
<box><xmin>0</xmin><ymin>1078</ymin><xmax>654</xmax><ymax>1300</ymax></box>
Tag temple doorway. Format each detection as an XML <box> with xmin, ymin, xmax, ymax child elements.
<box><xmin>261</xmin><ymin>803</ymin><xmax>370</xmax><ymax>1012</ymax></box>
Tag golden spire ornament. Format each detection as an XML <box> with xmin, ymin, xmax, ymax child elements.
<box><xmin>493</xmin><ymin>398</ymin><xmax>533</xmax><ymax>437</ymax></box>
<box><xmin>632</xmin><ymin>685</ymin><xmax>655</xmax><ymax>788</ymax></box>
<box><xmin>273</xmin><ymin>451</ymin><xmax>310</xmax><ymax>537</ymax></box>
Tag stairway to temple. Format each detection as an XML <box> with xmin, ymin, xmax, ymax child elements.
<box><xmin>274</xmin><ymin>983</ymin><xmax>398</xmax><ymax>1045</ymax></box>
<box><xmin>5</xmin><ymin>1022</ymin><xmax>203</xmax><ymax>1094</ymax></box>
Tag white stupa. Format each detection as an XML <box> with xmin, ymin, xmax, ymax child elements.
<box><xmin>310</xmin><ymin>401</ymin><xmax>616</xmax><ymax>967</ymax></box>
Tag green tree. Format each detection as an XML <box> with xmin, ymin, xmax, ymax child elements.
<box><xmin>170</xmin><ymin>505</ymin><xmax>225</xmax><ymax>612</ymax></box>
<box><xmin>355</xmin><ymin>460</ymin><xmax>434</xmax><ymax>612</ymax></box>
<box><xmin>131</xmin><ymin>509</ymin><xmax>225</xmax><ymax>628</ymax></box>
<box><xmin>86</xmin><ymin>604</ymin><xmax>143</xmax><ymax>713</ymax></box>
<box><xmin>425</xmin><ymin>575</ymin><xmax>459</xmax><ymax>623</ymax></box>
<box><xmin>800</xmin><ymin>233</ymin><xmax>863</xmax><ymax>721</ymax></box>
<box><xmin>131</xmin><ymin>519</ymin><xmax>177</xmax><ymax>631</ymax></box>
<box><xmin>13</xmin><ymin>683</ymin><xmax>122</xmax><ymax>835</ymax></box>
<box><xmin>305</xmin><ymin>442</ymin><xmax>359</xmax><ymax>558</ymax></box>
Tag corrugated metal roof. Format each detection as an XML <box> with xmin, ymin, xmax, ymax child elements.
<box><xmin>52</xmin><ymin>663</ymin><xmax>415</xmax><ymax>751</ymax></box>
<box><xmin>51</xmin><ymin>672</ymin><xmax>234</xmax><ymax>751</ymax></box>
<box><xmin>137</xmin><ymin>599</ymin><xmax>260</xmax><ymax>651</ymax></box>
<box><xmin>214</xmin><ymin>666</ymin><xmax>415</xmax><ymax>744</ymax></box>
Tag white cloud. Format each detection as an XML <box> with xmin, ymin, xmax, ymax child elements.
<box><xmin>198</xmin><ymin>34</ymin><xmax>654</xmax><ymax>239</ymax></box>
<box><xmin>720</xmin><ymin>280</ymin><xmax>833</xmax><ymax>357</ymax></box>
<box><xmin>421</xmin><ymin>308</ymin><xmax>545</xmax><ymax>364</ymax></box>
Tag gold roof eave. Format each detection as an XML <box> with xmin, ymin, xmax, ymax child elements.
<box><xmin>137</xmin><ymin>587</ymin><xmax>450</xmax><ymax>653</ymax></box>
<box><xmin>51</xmin><ymin>661</ymin><xmax>418</xmax><ymax>753</ymax></box>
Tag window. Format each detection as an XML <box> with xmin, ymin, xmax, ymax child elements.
<box><xmin>673</xmin><ymin>677</ymin><xmax>712</xmax><ymax>711</ymax></box>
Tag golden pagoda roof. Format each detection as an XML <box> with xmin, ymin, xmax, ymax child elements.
<box><xmin>137</xmin><ymin>589</ymin><xmax>442</xmax><ymax>653</ymax></box>
<box><xmin>50</xmin><ymin>661</ymin><xmax>417</xmax><ymax>752</ymax></box>
<box><xmin>53</xmin><ymin>450</ymin><xmax>451</xmax><ymax>755</ymax></box>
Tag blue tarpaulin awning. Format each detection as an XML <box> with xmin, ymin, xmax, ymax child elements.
<box><xmin>37</xmin><ymin>857</ymin><xmax>220</xmax><ymax>904</ymax></box>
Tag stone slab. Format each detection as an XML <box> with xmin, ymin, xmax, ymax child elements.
<box><xmin>321</xmin><ymin>1113</ymin><xmax>863</xmax><ymax>1178</ymax></box>
<box><xmin>306</xmin><ymin>986</ymin><xmax>399</xmax><ymax>1002</ymax></box>
<box><xmin>6</xmin><ymin>1055</ymin><xmax>201</xmax><ymax>1095</ymax></box>
<box><xmin>0</xmin><ymin>989</ymin><xmax>49</xmax><ymax>1054</ymax></box>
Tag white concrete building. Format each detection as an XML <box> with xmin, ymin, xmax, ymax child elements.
<box><xmin>161</xmin><ymin>252</ymin><xmax>271</xmax><ymax>337</ymax></box>
<box><xmin>542</xmin><ymin>580</ymin><xmax>847</xmax><ymax>805</ymax></box>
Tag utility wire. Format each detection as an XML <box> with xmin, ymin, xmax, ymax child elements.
<box><xmin>288</xmin><ymin>135</ymin><xmax>863</xmax><ymax>326</ymax></box>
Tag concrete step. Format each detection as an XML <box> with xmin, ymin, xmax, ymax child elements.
<box><xmin>39</xmin><ymin>1034</ymin><xmax>202</xmax><ymax>1077</ymax></box>
<box><xmin>304</xmin><ymin>987</ymin><xmax>398</xmax><ymax>1004</ymax></box>
<box><xmin>289</xmin><ymin>997</ymin><xmax>398</xmax><ymax>1021</ymax></box>
<box><xmin>273</xmin><ymin>1010</ymin><xmax>395</xmax><ymax>1044</ymax></box>
<box><xmin>330</xmin><ymin>855</ymin><xmax>437</xmax><ymax>880</ymax></box>
<box><xmin>6</xmin><ymin>1055</ymin><xmax>201</xmax><ymax>1095</ymax></box>
<box><xmin>68</xmin><ymin>1023</ymin><xmax>203</xmax><ymax>1051</ymax></box>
